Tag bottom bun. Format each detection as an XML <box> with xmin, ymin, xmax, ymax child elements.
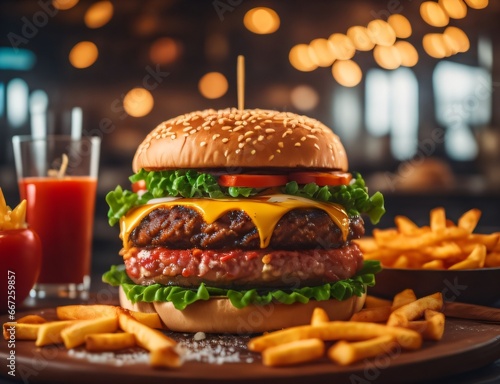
<box><xmin>119</xmin><ymin>286</ymin><xmax>366</xmax><ymax>334</ymax></box>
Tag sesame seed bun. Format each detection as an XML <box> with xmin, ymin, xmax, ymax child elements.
<box><xmin>132</xmin><ymin>108</ymin><xmax>348</xmax><ymax>173</ymax></box>
<box><xmin>118</xmin><ymin>286</ymin><xmax>366</xmax><ymax>333</ymax></box>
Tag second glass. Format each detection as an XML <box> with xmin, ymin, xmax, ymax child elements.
<box><xmin>12</xmin><ymin>135</ymin><xmax>100</xmax><ymax>299</ymax></box>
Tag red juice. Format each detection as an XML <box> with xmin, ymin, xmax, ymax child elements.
<box><xmin>19</xmin><ymin>177</ymin><xmax>97</xmax><ymax>284</ymax></box>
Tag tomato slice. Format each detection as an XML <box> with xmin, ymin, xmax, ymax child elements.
<box><xmin>218</xmin><ymin>174</ymin><xmax>288</xmax><ymax>188</ymax></box>
<box><xmin>288</xmin><ymin>172</ymin><xmax>352</xmax><ymax>186</ymax></box>
<box><xmin>132</xmin><ymin>180</ymin><xmax>147</xmax><ymax>193</ymax></box>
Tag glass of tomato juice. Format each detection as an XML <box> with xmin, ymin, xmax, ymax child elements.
<box><xmin>12</xmin><ymin>135</ymin><xmax>100</xmax><ymax>298</ymax></box>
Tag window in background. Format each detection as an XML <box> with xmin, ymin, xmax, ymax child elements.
<box><xmin>332</xmin><ymin>86</ymin><xmax>362</xmax><ymax>146</ymax></box>
<box><xmin>365</xmin><ymin>68</ymin><xmax>419</xmax><ymax>160</ymax></box>
<box><xmin>6</xmin><ymin>78</ymin><xmax>29</xmax><ymax>128</ymax></box>
<box><xmin>433</xmin><ymin>60</ymin><xmax>491</xmax><ymax>161</ymax></box>
<box><xmin>29</xmin><ymin>90</ymin><xmax>49</xmax><ymax>138</ymax></box>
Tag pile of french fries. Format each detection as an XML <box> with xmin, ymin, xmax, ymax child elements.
<box><xmin>354</xmin><ymin>207</ymin><xmax>500</xmax><ymax>269</ymax></box>
<box><xmin>248</xmin><ymin>289</ymin><xmax>445</xmax><ymax>367</ymax></box>
<box><xmin>2</xmin><ymin>305</ymin><xmax>180</xmax><ymax>368</ymax></box>
<box><xmin>0</xmin><ymin>188</ymin><xmax>27</xmax><ymax>230</ymax></box>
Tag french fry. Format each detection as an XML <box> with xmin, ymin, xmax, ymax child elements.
<box><xmin>57</xmin><ymin>304</ymin><xmax>163</xmax><ymax>328</ymax></box>
<box><xmin>364</xmin><ymin>295</ymin><xmax>392</xmax><ymax>308</ymax></box>
<box><xmin>485</xmin><ymin>252</ymin><xmax>500</xmax><ymax>267</ymax></box>
<box><xmin>117</xmin><ymin>309</ymin><xmax>180</xmax><ymax>368</ymax></box>
<box><xmin>387</xmin><ymin>293</ymin><xmax>443</xmax><ymax>327</ymax></box>
<box><xmin>61</xmin><ymin>316</ymin><xmax>118</xmax><ymax>349</ymax></box>
<box><xmin>248</xmin><ymin>321</ymin><xmax>422</xmax><ymax>352</ymax></box>
<box><xmin>17</xmin><ymin>315</ymin><xmax>47</xmax><ymax>324</ymax></box>
<box><xmin>458</xmin><ymin>208</ymin><xmax>481</xmax><ymax>233</ymax></box>
<box><xmin>85</xmin><ymin>332</ymin><xmax>136</xmax><ymax>352</ymax></box>
<box><xmin>57</xmin><ymin>304</ymin><xmax>117</xmax><ymax>320</ymax></box>
<box><xmin>392</xmin><ymin>255</ymin><xmax>410</xmax><ymax>268</ymax></box>
<box><xmin>430</xmin><ymin>207</ymin><xmax>446</xmax><ymax>232</ymax></box>
<box><xmin>407</xmin><ymin>310</ymin><xmax>445</xmax><ymax>341</ymax></box>
<box><xmin>3</xmin><ymin>322</ymin><xmax>41</xmax><ymax>340</ymax></box>
<box><xmin>36</xmin><ymin>320</ymin><xmax>77</xmax><ymax>347</ymax></box>
<box><xmin>422</xmin><ymin>259</ymin><xmax>444</xmax><ymax>269</ymax></box>
<box><xmin>262</xmin><ymin>338</ymin><xmax>325</xmax><ymax>366</ymax></box>
<box><xmin>352</xmin><ymin>237</ymin><xmax>379</xmax><ymax>253</ymax></box>
<box><xmin>391</xmin><ymin>289</ymin><xmax>417</xmax><ymax>310</ymax></box>
<box><xmin>350</xmin><ymin>306</ymin><xmax>391</xmax><ymax>323</ymax></box>
<box><xmin>449</xmin><ymin>244</ymin><xmax>486</xmax><ymax>270</ymax></box>
<box><xmin>310</xmin><ymin>307</ymin><xmax>330</xmax><ymax>325</ymax></box>
<box><xmin>328</xmin><ymin>335</ymin><xmax>397</xmax><ymax>366</ymax></box>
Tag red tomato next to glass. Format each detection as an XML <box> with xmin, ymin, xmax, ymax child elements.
<box><xmin>0</xmin><ymin>228</ymin><xmax>42</xmax><ymax>312</ymax></box>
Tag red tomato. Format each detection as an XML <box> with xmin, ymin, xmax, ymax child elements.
<box><xmin>0</xmin><ymin>228</ymin><xmax>42</xmax><ymax>312</ymax></box>
<box><xmin>132</xmin><ymin>180</ymin><xmax>147</xmax><ymax>193</ymax></box>
<box><xmin>218</xmin><ymin>174</ymin><xmax>288</xmax><ymax>188</ymax></box>
<box><xmin>288</xmin><ymin>172</ymin><xmax>352</xmax><ymax>186</ymax></box>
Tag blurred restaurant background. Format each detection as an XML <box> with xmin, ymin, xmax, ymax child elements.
<box><xmin>0</xmin><ymin>0</ymin><xmax>499</xmax><ymax>275</ymax></box>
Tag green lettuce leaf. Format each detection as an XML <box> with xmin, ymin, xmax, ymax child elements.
<box><xmin>106</xmin><ymin>169</ymin><xmax>385</xmax><ymax>226</ymax></box>
<box><xmin>102</xmin><ymin>260</ymin><xmax>382</xmax><ymax>310</ymax></box>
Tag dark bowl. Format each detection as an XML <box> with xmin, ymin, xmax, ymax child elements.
<box><xmin>369</xmin><ymin>267</ymin><xmax>500</xmax><ymax>307</ymax></box>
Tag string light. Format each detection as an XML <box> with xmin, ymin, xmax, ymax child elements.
<box><xmin>331</xmin><ymin>60</ymin><xmax>362</xmax><ymax>87</ymax></box>
<box><xmin>69</xmin><ymin>41</ymin><xmax>98</xmax><ymax>69</ymax></box>
<box><xmin>420</xmin><ymin>1</ymin><xmax>450</xmax><ymax>27</ymax></box>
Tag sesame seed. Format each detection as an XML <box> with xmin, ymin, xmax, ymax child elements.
<box><xmin>222</xmin><ymin>126</ymin><xmax>232</xmax><ymax>131</ymax></box>
<box><xmin>218</xmin><ymin>118</ymin><xmax>225</xmax><ymax>124</ymax></box>
<box><xmin>258</xmin><ymin>135</ymin><xmax>265</xmax><ymax>141</ymax></box>
<box><xmin>211</xmin><ymin>121</ymin><xmax>216</xmax><ymax>126</ymax></box>
<box><xmin>233</xmin><ymin>126</ymin><xmax>243</xmax><ymax>132</ymax></box>
<box><xmin>222</xmin><ymin>138</ymin><xmax>229</xmax><ymax>143</ymax></box>
<box><xmin>238</xmin><ymin>135</ymin><xmax>245</xmax><ymax>142</ymax></box>
<box><xmin>212</xmin><ymin>134</ymin><xmax>220</xmax><ymax>140</ymax></box>
<box><xmin>307</xmin><ymin>134</ymin><xmax>318</xmax><ymax>140</ymax></box>
<box><xmin>265</xmin><ymin>128</ymin><xmax>275</xmax><ymax>134</ymax></box>
<box><xmin>224</xmin><ymin>149</ymin><xmax>229</xmax><ymax>157</ymax></box>
<box><xmin>238</xmin><ymin>143</ymin><xmax>245</xmax><ymax>149</ymax></box>
<box><xmin>200</xmin><ymin>141</ymin><xmax>207</xmax><ymax>147</ymax></box>
<box><xmin>254</xmin><ymin>125</ymin><xmax>262</xmax><ymax>130</ymax></box>
<box><xmin>242</xmin><ymin>113</ymin><xmax>250</xmax><ymax>120</ymax></box>
<box><xmin>183</xmin><ymin>121</ymin><xmax>190</xmax><ymax>126</ymax></box>
<box><xmin>276</xmin><ymin>149</ymin><xmax>281</xmax><ymax>153</ymax></box>
<box><xmin>301</xmin><ymin>136</ymin><xmax>307</xmax><ymax>142</ymax></box>
<box><xmin>183</xmin><ymin>126</ymin><xmax>192</xmax><ymax>132</ymax></box>
<box><xmin>189</xmin><ymin>129</ymin><xmax>196</xmax><ymax>134</ymax></box>
<box><xmin>235</xmin><ymin>149</ymin><xmax>241</xmax><ymax>154</ymax></box>
<box><xmin>314</xmin><ymin>143</ymin><xmax>320</xmax><ymax>150</ymax></box>
<box><xmin>244</xmin><ymin>131</ymin><xmax>254</xmax><ymax>137</ymax></box>
<box><xmin>269</xmin><ymin>155</ymin><xmax>275</xmax><ymax>161</ymax></box>
<box><xmin>295</xmin><ymin>142</ymin><xmax>301</xmax><ymax>147</ymax></box>
<box><xmin>170</xmin><ymin>134</ymin><xmax>176</xmax><ymax>140</ymax></box>
<box><xmin>251</xmin><ymin>149</ymin><xmax>256</xmax><ymax>155</ymax></box>
<box><xmin>278</xmin><ymin>142</ymin><xmax>284</xmax><ymax>148</ymax></box>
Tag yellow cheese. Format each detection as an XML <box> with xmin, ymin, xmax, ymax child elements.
<box><xmin>120</xmin><ymin>194</ymin><xmax>349</xmax><ymax>250</ymax></box>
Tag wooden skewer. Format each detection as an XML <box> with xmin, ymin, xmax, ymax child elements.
<box><xmin>237</xmin><ymin>55</ymin><xmax>245</xmax><ymax>110</ymax></box>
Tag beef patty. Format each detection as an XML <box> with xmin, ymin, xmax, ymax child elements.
<box><xmin>124</xmin><ymin>243</ymin><xmax>364</xmax><ymax>288</ymax></box>
<box><xmin>130</xmin><ymin>206</ymin><xmax>364</xmax><ymax>250</ymax></box>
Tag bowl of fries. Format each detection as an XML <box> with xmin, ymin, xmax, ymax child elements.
<box><xmin>354</xmin><ymin>207</ymin><xmax>500</xmax><ymax>307</ymax></box>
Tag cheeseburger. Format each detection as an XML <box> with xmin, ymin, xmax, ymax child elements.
<box><xmin>104</xmin><ymin>108</ymin><xmax>384</xmax><ymax>333</ymax></box>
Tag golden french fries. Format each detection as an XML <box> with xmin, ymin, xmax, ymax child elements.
<box><xmin>249</xmin><ymin>289</ymin><xmax>446</xmax><ymax>367</ymax></box>
<box><xmin>2</xmin><ymin>304</ymin><xmax>179</xmax><ymax>369</ymax></box>
<box><xmin>0</xmin><ymin>188</ymin><xmax>27</xmax><ymax>230</ymax></box>
<box><xmin>36</xmin><ymin>320</ymin><xmax>78</xmax><ymax>347</ymax></box>
<box><xmin>262</xmin><ymin>338</ymin><xmax>325</xmax><ymax>366</ymax></box>
<box><xmin>310</xmin><ymin>307</ymin><xmax>330</xmax><ymax>325</ymax></box>
<box><xmin>354</xmin><ymin>207</ymin><xmax>499</xmax><ymax>270</ymax></box>
<box><xmin>85</xmin><ymin>332</ymin><xmax>136</xmax><ymax>352</ymax></box>
<box><xmin>117</xmin><ymin>309</ymin><xmax>180</xmax><ymax>368</ymax></box>
<box><xmin>328</xmin><ymin>335</ymin><xmax>397</xmax><ymax>366</ymax></box>
<box><xmin>61</xmin><ymin>316</ymin><xmax>118</xmax><ymax>349</ymax></box>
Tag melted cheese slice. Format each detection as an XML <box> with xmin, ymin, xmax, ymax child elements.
<box><xmin>120</xmin><ymin>194</ymin><xmax>349</xmax><ymax>250</ymax></box>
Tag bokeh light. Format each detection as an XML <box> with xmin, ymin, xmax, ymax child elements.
<box><xmin>290</xmin><ymin>85</ymin><xmax>319</xmax><ymax>111</ymax></box>
<box><xmin>69</xmin><ymin>41</ymin><xmax>98</xmax><ymax>69</ymax></box>
<box><xmin>84</xmin><ymin>1</ymin><xmax>114</xmax><ymax>29</ymax></box>
<box><xmin>420</xmin><ymin>1</ymin><xmax>450</xmax><ymax>27</ymax></box>
<box><xmin>52</xmin><ymin>0</ymin><xmax>79</xmax><ymax>10</ymax></box>
<box><xmin>346</xmin><ymin>26</ymin><xmax>375</xmax><ymax>51</ymax></box>
<box><xmin>149</xmin><ymin>37</ymin><xmax>182</xmax><ymax>65</ymax></box>
<box><xmin>367</xmin><ymin>20</ymin><xmax>397</xmax><ymax>47</ymax></box>
<box><xmin>444</xmin><ymin>26</ymin><xmax>470</xmax><ymax>53</ymax></box>
<box><xmin>328</xmin><ymin>33</ymin><xmax>355</xmax><ymax>60</ymax></box>
<box><xmin>198</xmin><ymin>72</ymin><xmax>228</xmax><ymax>99</ymax></box>
<box><xmin>423</xmin><ymin>33</ymin><xmax>450</xmax><ymax>58</ymax></box>
<box><xmin>243</xmin><ymin>7</ymin><xmax>280</xmax><ymax>34</ymax></box>
<box><xmin>308</xmin><ymin>38</ymin><xmax>336</xmax><ymax>67</ymax></box>
<box><xmin>439</xmin><ymin>0</ymin><xmax>468</xmax><ymax>19</ymax></box>
<box><xmin>373</xmin><ymin>45</ymin><xmax>401</xmax><ymax>70</ymax></box>
<box><xmin>387</xmin><ymin>14</ymin><xmax>412</xmax><ymax>39</ymax></box>
<box><xmin>395</xmin><ymin>41</ymin><xmax>419</xmax><ymax>67</ymax></box>
<box><xmin>123</xmin><ymin>88</ymin><xmax>154</xmax><ymax>117</ymax></box>
<box><xmin>289</xmin><ymin>44</ymin><xmax>318</xmax><ymax>72</ymax></box>
<box><xmin>463</xmin><ymin>0</ymin><xmax>488</xmax><ymax>9</ymax></box>
<box><xmin>331</xmin><ymin>60</ymin><xmax>362</xmax><ymax>87</ymax></box>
